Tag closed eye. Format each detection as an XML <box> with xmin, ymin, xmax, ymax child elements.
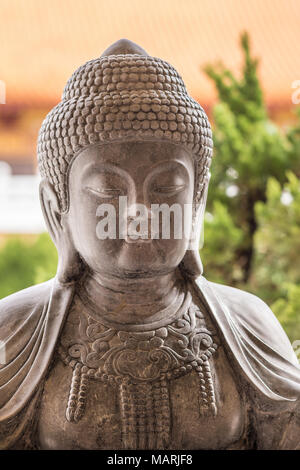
<box><xmin>85</xmin><ymin>187</ymin><xmax>123</xmax><ymax>198</ymax></box>
<box><xmin>152</xmin><ymin>184</ymin><xmax>187</xmax><ymax>195</ymax></box>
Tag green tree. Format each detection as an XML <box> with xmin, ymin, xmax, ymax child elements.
<box><xmin>252</xmin><ymin>173</ymin><xmax>300</xmax><ymax>342</ymax></box>
<box><xmin>203</xmin><ymin>32</ymin><xmax>300</xmax><ymax>285</ymax></box>
<box><xmin>202</xmin><ymin>32</ymin><xmax>300</xmax><ymax>344</ymax></box>
<box><xmin>271</xmin><ymin>284</ymin><xmax>300</xmax><ymax>344</ymax></box>
<box><xmin>0</xmin><ymin>233</ymin><xmax>57</xmax><ymax>299</ymax></box>
<box><xmin>201</xmin><ymin>201</ymin><xmax>243</xmax><ymax>283</ymax></box>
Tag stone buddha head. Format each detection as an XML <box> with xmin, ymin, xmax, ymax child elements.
<box><xmin>37</xmin><ymin>39</ymin><xmax>213</xmax><ymax>284</ymax></box>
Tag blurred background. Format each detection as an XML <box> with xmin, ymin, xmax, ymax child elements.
<box><xmin>0</xmin><ymin>0</ymin><xmax>299</xmax><ymax>344</ymax></box>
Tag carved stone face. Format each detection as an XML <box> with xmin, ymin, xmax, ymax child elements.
<box><xmin>67</xmin><ymin>141</ymin><xmax>194</xmax><ymax>278</ymax></box>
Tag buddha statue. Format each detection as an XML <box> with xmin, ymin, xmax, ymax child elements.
<box><xmin>0</xmin><ymin>39</ymin><xmax>299</xmax><ymax>450</ymax></box>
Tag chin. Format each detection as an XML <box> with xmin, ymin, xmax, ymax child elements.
<box><xmin>121</xmin><ymin>268</ymin><xmax>154</xmax><ymax>279</ymax></box>
<box><xmin>116</xmin><ymin>263</ymin><xmax>175</xmax><ymax>279</ymax></box>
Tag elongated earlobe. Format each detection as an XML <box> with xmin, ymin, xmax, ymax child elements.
<box><xmin>180</xmin><ymin>250</ymin><xmax>203</xmax><ymax>278</ymax></box>
<box><xmin>56</xmin><ymin>237</ymin><xmax>85</xmax><ymax>285</ymax></box>
<box><xmin>39</xmin><ymin>179</ymin><xmax>84</xmax><ymax>284</ymax></box>
<box><xmin>180</xmin><ymin>176</ymin><xmax>210</xmax><ymax>279</ymax></box>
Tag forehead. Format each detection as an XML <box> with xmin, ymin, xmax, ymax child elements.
<box><xmin>69</xmin><ymin>141</ymin><xmax>194</xmax><ymax>178</ymax></box>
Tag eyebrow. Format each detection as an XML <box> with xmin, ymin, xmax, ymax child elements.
<box><xmin>145</xmin><ymin>159</ymin><xmax>191</xmax><ymax>178</ymax></box>
<box><xmin>82</xmin><ymin>162</ymin><xmax>127</xmax><ymax>178</ymax></box>
<box><xmin>81</xmin><ymin>161</ymin><xmax>135</xmax><ymax>190</ymax></box>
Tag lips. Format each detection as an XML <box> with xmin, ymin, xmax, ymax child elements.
<box><xmin>125</xmin><ymin>228</ymin><xmax>160</xmax><ymax>244</ymax></box>
<box><xmin>125</xmin><ymin>234</ymin><xmax>153</xmax><ymax>244</ymax></box>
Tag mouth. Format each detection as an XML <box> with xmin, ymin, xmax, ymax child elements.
<box><xmin>125</xmin><ymin>228</ymin><xmax>160</xmax><ymax>244</ymax></box>
<box><xmin>125</xmin><ymin>234</ymin><xmax>153</xmax><ymax>244</ymax></box>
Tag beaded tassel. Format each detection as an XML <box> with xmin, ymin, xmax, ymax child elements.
<box><xmin>153</xmin><ymin>377</ymin><xmax>171</xmax><ymax>449</ymax></box>
<box><xmin>120</xmin><ymin>381</ymin><xmax>138</xmax><ymax>449</ymax></box>
<box><xmin>119</xmin><ymin>379</ymin><xmax>171</xmax><ymax>450</ymax></box>
<box><xmin>66</xmin><ymin>362</ymin><xmax>89</xmax><ymax>423</ymax></box>
<box><xmin>196</xmin><ymin>359</ymin><xmax>217</xmax><ymax>417</ymax></box>
<box><xmin>145</xmin><ymin>382</ymin><xmax>156</xmax><ymax>449</ymax></box>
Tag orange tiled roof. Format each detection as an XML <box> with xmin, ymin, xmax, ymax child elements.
<box><xmin>0</xmin><ymin>0</ymin><xmax>299</xmax><ymax>107</ymax></box>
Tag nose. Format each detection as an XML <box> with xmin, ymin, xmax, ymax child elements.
<box><xmin>125</xmin><ymin>188</ymin><xmax>154</xmax><ymax>242</ymax></box>
<box><xmin>127</xmin><ymin>186</ymin><xmax>153</xmax><ymax>219</ymax></box>
<box><xmin>127</xmin><ymin>202</ymin><xmax>153</xmax><ymax>220</ymax></box>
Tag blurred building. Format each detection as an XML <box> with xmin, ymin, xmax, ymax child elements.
<box><xmin>0</xmin><ymin>162</ymin><xmax>45</xmax><ymax>233</ymax></box>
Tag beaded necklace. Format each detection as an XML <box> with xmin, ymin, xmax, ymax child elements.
<box><xmin>58</xmin><ymin>291</ymin><xmax>219</xmax><ymax>449</ymax></box>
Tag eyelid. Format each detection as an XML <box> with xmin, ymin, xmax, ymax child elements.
<box><xmin>152</xmin><ymin>184</ymin><xmax>187</xmax><ymax>194</ymax></box>
<box><xmin>85</xmin><ymin>186</ymin><xmax>122</xmax><ymax>198</ymax></box>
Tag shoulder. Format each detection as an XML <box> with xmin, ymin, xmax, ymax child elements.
<box><xmin>204</xmin><ymin>279</ymin><xmax>298</xmax><ymax>366</ymax></box>
<box><xmin>0</xmin><ymin>280</ymin><xmax>54</xmax><ymax>338</ymax></box>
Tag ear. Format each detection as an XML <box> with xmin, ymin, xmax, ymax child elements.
<box><xmin>39</xmin><ymin>179</ymin><xmax>84</xmax><ymax>284</ymax></box>
<box><xmin>39</xmin><ymin>179</ymin><xmax>62</xmax><ymax>245</ymax></box>
<box><xmin>179</xmin><ymin>173</ymin><xmax>210</xmax><ymax>279</ymax></box>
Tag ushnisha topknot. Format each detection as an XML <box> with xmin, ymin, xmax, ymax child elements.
<box><xmin>37</xmin><ymin>39</ymin><xmax>213</xmax><ymax>212</ymax></box>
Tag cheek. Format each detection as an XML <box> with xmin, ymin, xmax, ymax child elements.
<box><xmin>70</xmin><ymin>195</ymin><xmax>98</xmax><ymax>242</ymax></box>
<box><xmin>69</xmin><ymin>194</ymin><xmax>122</xmax><ymax>259</ymax></box>
<box><xmin>156</xmin><ymin>238</ymin><xmax>189</xmax><ymax>265</ymax></box>
<box><xmin>167</xmin><ymin>190</ymin><xmax>194</xmax><ymax>239</ymax></box>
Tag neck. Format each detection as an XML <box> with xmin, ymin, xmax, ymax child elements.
<box><xmin>78</xmin><ymin>268</ymin><xmax>187</xmax><ymax>326</ymax></box>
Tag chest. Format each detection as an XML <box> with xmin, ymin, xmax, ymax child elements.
<box><xmin>37</xmin><ymin>346</ymin><xmax>245</xmax><ymax>450</ymax></box>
